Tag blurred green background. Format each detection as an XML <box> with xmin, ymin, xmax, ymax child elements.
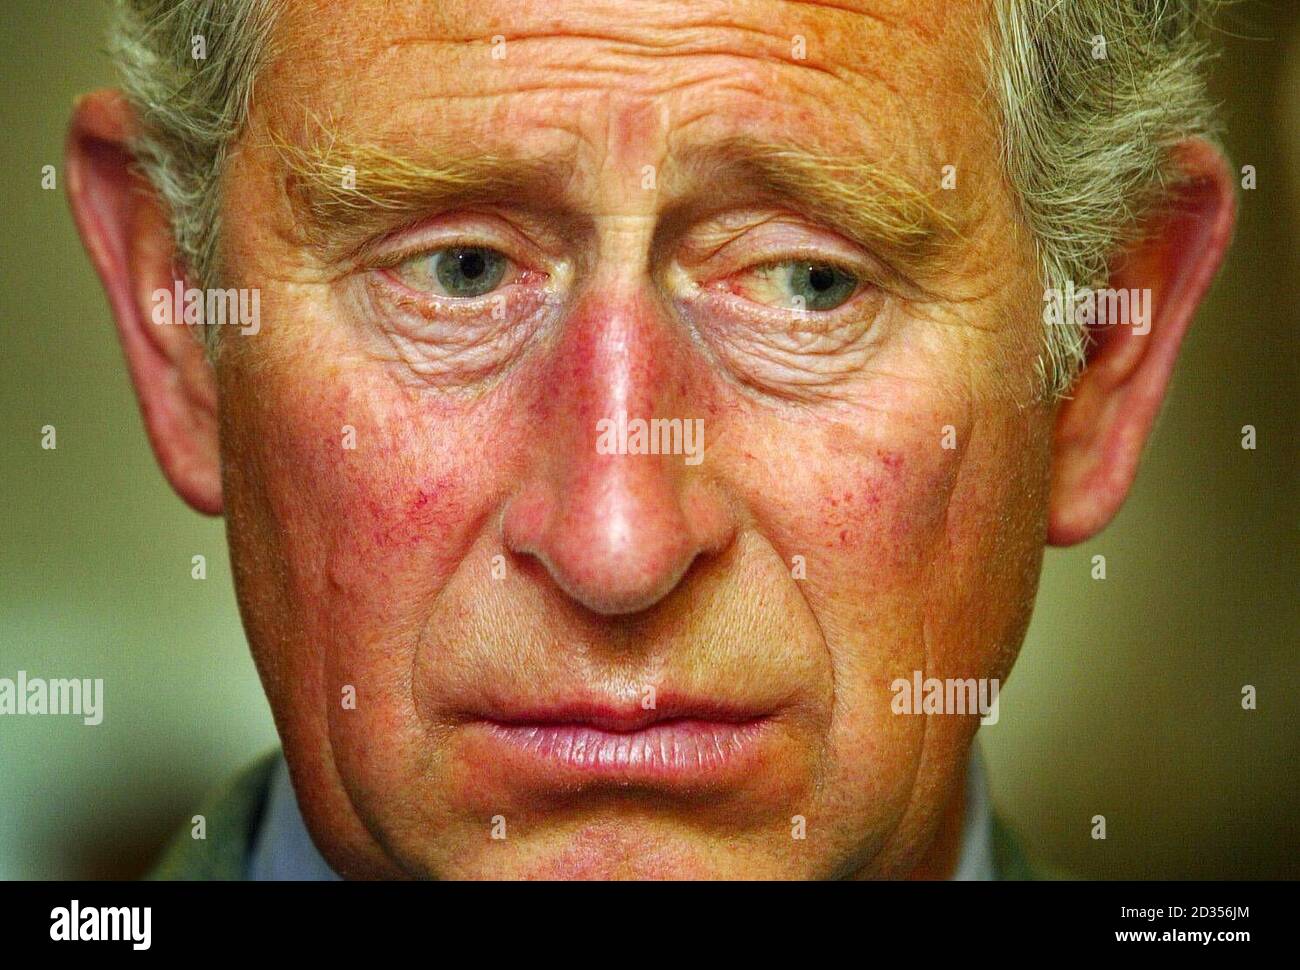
<box><xmin>1</xmin><ymin>0</ymin><xmax>1296</xmax><ymax>880</ymax></box>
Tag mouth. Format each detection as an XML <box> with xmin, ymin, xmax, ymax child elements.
<box><xmin>459</xmin><ymin>698</ymin><xmax>781</xmax><ymax>788</ymax></box>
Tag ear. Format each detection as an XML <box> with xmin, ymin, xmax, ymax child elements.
<box><xmin>65</xmin><ymin>89</ymin><xmax>223</xmax><ymax>516</ymax></box>
<box><xmin>1047</xmin><ymin>138</ymin><xmax>1236</xmax><ymax>546</ymax></box>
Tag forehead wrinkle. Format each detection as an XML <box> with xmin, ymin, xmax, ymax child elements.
<box><xmin>352</xmin><ymin>30</ymin><xmax>877</xmax><ymax>103</ymax></box>
<box><xmin>277</xmin><ymin>0</ymin><xmax>941</xmax><ymax>106</ymax></box>
<box><xmin>777</xmin><ymin>0</ymin><xmax>946</xmax><ymax>42</ymax></box>
<box><xmin>328</xmin><ymin>0</ymin><xmax>929</xmax><ymax>50</ymax></box>
<box><xmin>259</xmin><ymin>0</ymin><xmax>980</xmax><ymax>187</ymax></box>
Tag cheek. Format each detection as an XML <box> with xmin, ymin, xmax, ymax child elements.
<box><xmin>718</xmin><ymin>407</ymin><xmax>969</xmax><ymax>738</ymax></box>
<box><xmin>224</xmin><ymin>365</ymin><xmax>527</xmax><ymax>827</ymax></box>
<box><xmin>276</xmin><ymin>386</ymin><xmax>484</xmax><ymax>597</ymax></box>
<box><xmin>816</xmin><ymin>448</ymin><xmax>951</xmax><ymax>557</ymax></box>
<box><xmin>221</xmin><ymin>360</ymin><xmax>519</xmax><ymax>700</ymax></box>
<box><xmin>743</xmin><ymin>413</ymin><xmax>967</xmax><ymax>586</ymax></box>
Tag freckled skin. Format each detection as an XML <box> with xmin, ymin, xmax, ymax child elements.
<box><xmin>214</xmin><ymin>0</ymin><xmax>1055</xmax><ymax>879</ymax></box>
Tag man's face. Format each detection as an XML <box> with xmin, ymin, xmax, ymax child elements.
<box><xmin>217</xmin><ymin>0</ymin><xmax>1052</xmax><ymax>879</ymax></box>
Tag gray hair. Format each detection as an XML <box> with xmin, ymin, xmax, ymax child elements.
<box><xmin>986</xmin><ymin>0</ymin><xmax>1223</xmax><ymax>394</ymax></box>
<box><xmin>108</xmin><ymin>0</ymin><xmax>279</xmax><ymax>294</ymax></box>
<box><xmin>108</xmin><ymin>0</ymin><xmax>1224</xmax><ymax>394</ymax></box>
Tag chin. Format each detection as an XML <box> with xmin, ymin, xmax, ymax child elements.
<box><xmin>440</xmin><ymin>824</ymin><xmax>793</xmax><ymax>881</ymax></box>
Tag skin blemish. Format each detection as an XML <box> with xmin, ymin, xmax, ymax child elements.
<box><xmin>877</xmin><ymin>449</ymin><xmax>904</xmax><ymax>472</ymax></box>
<box><xmin>370</xmin><ymin>476</ymin><xmax>458</xmax><ymax>548</ymax></box>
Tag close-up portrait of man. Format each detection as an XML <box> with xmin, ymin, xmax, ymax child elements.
<box><xmin>0</xmin><ymin>0</ymin><xmax>1296</xmax><ymax>908</ymax></box>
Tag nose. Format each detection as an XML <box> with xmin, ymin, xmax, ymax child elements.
<box><xmin>502</xmin><ymin>288</ymin><xmax>735</xmax><ymax>615</ymax></box>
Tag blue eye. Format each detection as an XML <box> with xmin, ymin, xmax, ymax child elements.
<box><xmin>396</xmin><ymin>246</ymin><xmax>509</xmax><ymax>298</ymax></box>
<box><xmin>736</xmin><ymin>260</ymin><xmax>860</xmax><ymax>312</ymax></box>
<box><xmin>784</xmin><ymin>262</ymin><xmax>858</xmax><ymax>311</ymax></box>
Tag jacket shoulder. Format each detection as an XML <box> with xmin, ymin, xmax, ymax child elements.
<box><xmin>144</xmin><ymin>750</ymin><xmax>279</xmax><ymax>881</ymax></box>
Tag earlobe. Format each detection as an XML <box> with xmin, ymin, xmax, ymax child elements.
<box><xmin>1047</xmin><ymin>138</ymin><xmax>1237</xmax><ymax>546</ymax></box>
<box><xmin>65</xmin><ymin>89</ymin><xmax>224</xmax><ymax>516</ymax></box>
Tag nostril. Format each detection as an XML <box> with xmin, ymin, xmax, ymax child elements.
<box><xmin>537</xmin><ymin>525</ymin><xmax>699</xmax><ymax>616</ymax></box>
<box><xmin>504</xmin><ymin>492</ymin><xmax>700</xmax><ymax>616</ymax></box>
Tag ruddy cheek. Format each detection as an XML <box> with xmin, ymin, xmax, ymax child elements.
<box><xmin>360</xmin><ymin>475</ymin><xmax>462</xmax><ymax>550</ymax></box>
<box><xmin>256</xmin><ymin>383</ymin><xmax>479</xmax><ymax>597</ymax></box>
<box><xmin>820</xmin><ymin>480</ymin><xmax>885</xmax><ymax>550</ymax></box>
<box><xmin>327</xmin><ymin>459</ymin><xmax>478</xmax><ymax>596</ymax></box>
<box><xmin>814</xmin><ymin>445</ymin><xmax>962</xmax><ymax>562</ymax></box>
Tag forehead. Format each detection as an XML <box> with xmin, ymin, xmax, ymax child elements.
<box><xmin>260</xmin><ymin>0</ymin><xmax>993</xmax><ymax>179</ymax></box>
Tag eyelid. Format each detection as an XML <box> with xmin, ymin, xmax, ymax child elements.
<box><xmin>683</xmin><ymin>211</ymin><xmax>871</xmax><ymax>262</ymax></box>
<box><xmin>371</xmin><ymin>239</ymin><xmax>516</xmax><ymax>275</ymax></box>
<box><xmin>368</xmin><ymin>226</ymin><xmax>558</xmax><ymax>307</ymax></box>
<box><xmin>692</xmin><ymin>280</ymin><xmax>876</xmax><ymax>335</ymax></box>
<box><xmin>708</xmin><ymin>256</ymin><xmax>876</xmax><ymax>309</ymax></box>
<box><xmin>365</xmin><ymin>268</ymin><xmax>555</xmax><ymax>335</ymax></box>
<box><xmin>362</xmin><ymin>210</ymin><xmax>557</xmax><ymax>274</ymax></box>
<box><xmin>743</xmin><ymin>254</ymin><xmax>870</xmax><ymax>282</ymax></box>
<box><xmin>683</xmin><ymin>234</ymin><xmax>890</xmax><ymax>303</ymax></box>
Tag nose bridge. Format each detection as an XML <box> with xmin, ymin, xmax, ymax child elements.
<box><xmin>502</xmin><ymin>281</ymin><xmax>729</xmax><ymax>616</ymax></box>
<box><xmin>579</xmin><ymin>283</ymin><xmax>670</xmax><ymax>433</ymax></box>
<box><xmin>559</xmin><ymin>285</ymin><xmax>687</xmax><ymax>546</ymax></box>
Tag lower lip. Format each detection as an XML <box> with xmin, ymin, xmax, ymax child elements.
<box><xmin>475</xmin><ymin>718</ymin><xmax>772</xmax><ymax>783</ymax></box>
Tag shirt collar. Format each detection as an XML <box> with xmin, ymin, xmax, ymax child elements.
<box><xmin>246</xmin><ymin>756</ymin><xmax>341</xmax><ymax>881</ymax></box>
<box><xmin>950</xmin><ymin>741</ymin><xmax>997</xmax><ymax>881</ymax></box>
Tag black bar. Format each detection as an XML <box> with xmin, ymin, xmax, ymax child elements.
<box><xmin>0</xmin><ymin>880</ymin><xmax>1276</xmax><ymax>956</ymax></box>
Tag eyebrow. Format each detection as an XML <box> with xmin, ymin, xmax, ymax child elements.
<box><xmin>272</xmin><ymin>123</ymin><xmax>574</xmax><ymax>263</ymax></box>
<box><xmin>272</xmin><ymin>121</ymin><xmax>965</xmax><ymax>280</ymax></box>
<box><xmin>671</xmin><ymin>135</ymin><xmax>966</xmax><ymax>279</ymax></box>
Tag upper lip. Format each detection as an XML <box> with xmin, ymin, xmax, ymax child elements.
<box><xmin>470</xmin><ymin>697</ymin><xmax>774</xmax><ymax>734</ymax></box>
